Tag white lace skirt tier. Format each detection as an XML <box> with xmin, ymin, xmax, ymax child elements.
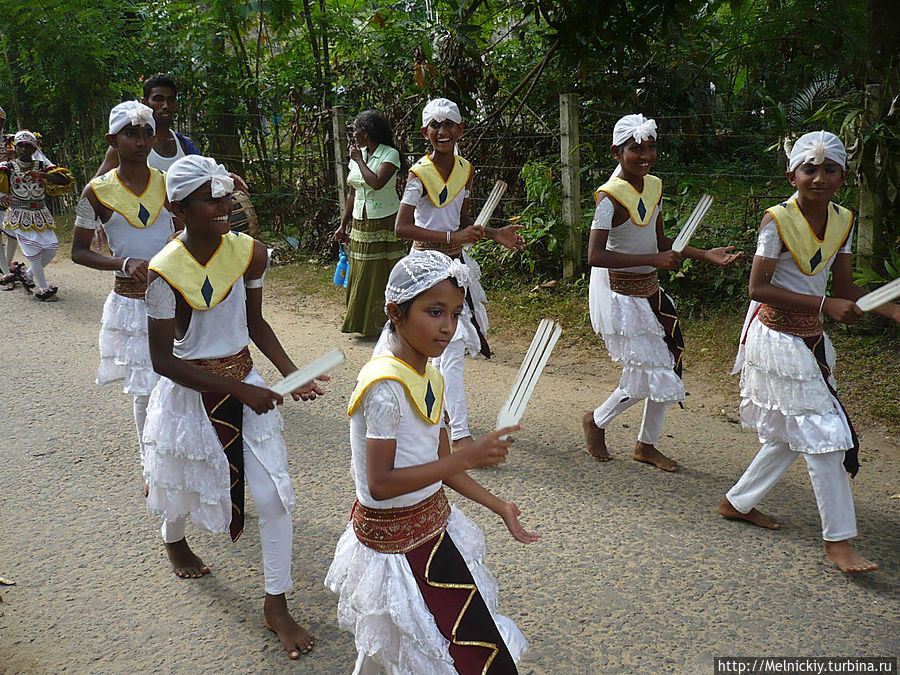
<box><xmin>739</xmin><ymin>320</ymin><xmax>852</xmax><ymax>454</ymax></box>
<box><xmin>325</xmin><ymin>506</ymin><xmax>528</xmax><ymax>674</ymax></box>
<box><xmin>96</xmin><ymin>291</ymin><xmax>159</xmax><ymax>396</ymax></box>
<box><xmin>142</xmin><ymin>368</ymin><xmax>294</xmax><ymax>532</ymax></box>
<box><xmin>589</xmin><ymin>267</ymin><xmax>684</xmax><ymax>403</ymax></box>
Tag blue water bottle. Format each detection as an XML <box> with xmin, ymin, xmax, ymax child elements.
<box><xmin>334</xmin><ymin>248</ymin><xmax>349</xmax><ymax>287</ymax></box>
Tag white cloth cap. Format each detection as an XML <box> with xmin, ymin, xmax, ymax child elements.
<box><xmin>612</xmin><ymin>114</ymin><xmax>657</xmax><ymax>147</ymax></box>
<box><xmin>786</xmin><ymin>131</ymin><xmax>846</xmax><ymax>172</ymax></box>
<box><xmin>384</xmin><ymin>250</ymin><xmax>469</xmax><ymax>309</ymax></box>
<box><xmin>166</xmin><ymin>155</ymin><xmax>234</xmax><ymax>202</ymax></box>
<box><xmin>422</xmin><ymin>98</ymin><xmax>462</xmax><ymax>128</ymax></box>
<box><xmin>108</xmin><ymin>101</ymin><xmax>156</xmax><ymax>135</ymax></box>
<box><xmin>13</xmin><ymin>130</ymin><xmax>38</xmax><ymax>147</ymax></box>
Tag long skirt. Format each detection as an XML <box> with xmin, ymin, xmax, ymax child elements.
<box><xmin>342</xmin><ymin>212</ymin><xmax>406</xmax><ymax>336</ymax></box>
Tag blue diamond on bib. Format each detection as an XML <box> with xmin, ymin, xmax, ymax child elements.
<box><xmin>637</xmin><ymin>198</ymin><xmax>646</xmax><ymax>221</ymax></box>
<box><xmin>425</xmin><ymin>381</ymin><xmax>436</xmax><ymax>417</ymax></box>
<box><xmin>809</xmin><ymin>248</ymin><xmax>822</xmax><ymax>271</ymax></box>
<box><xmin>832</xmin><ymin>203</ymin><xmax>839</xmax><ymax>214</ymax></box>
<box><xmin>201</xmin><ymin>276</ymin><xmax>214</xmax><ymax>307</ymax></box>
<box><xmin>138</xmin><ymin>203</ymin><xmax>150</xmax><ymax>227</ymax></box>
<box><xmin>438</xmin><ymin>186</ymin><xmax>448</xmax><ymax>205</ymax></box>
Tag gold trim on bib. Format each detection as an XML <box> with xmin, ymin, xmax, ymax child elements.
<box><xmin>765</xmin><ymin>199</ymin><xmax>853</xmax><ymax>276</ymax></box>
<box><xmin>410</xmin><ymin>155</ymin><xmax>472</xmax><ymax>208</ymax></box>
<box><xmin>594</xmin><ymin>175</ymin><xmax>662</xmax><ymax>226</ymax></box>
<box><xmin>90</xmin><ymin>168</ymin><xmax>167</xmax><ymax>230</ymax></box>
<box><xmin>347</xmin><ymin>355</ymin><xmax>445</xmax><ymax>425</ymax></box>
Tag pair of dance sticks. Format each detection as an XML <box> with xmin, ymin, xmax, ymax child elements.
<box><xmin>272</xmin><ymin>186</ymin><xmax>900</xmax><ymax>424</ymax></box>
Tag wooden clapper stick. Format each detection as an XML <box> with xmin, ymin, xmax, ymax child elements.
<box><xmin>496</xmin><ymin>319</ymin><xmax>562</xmax><ymax>438</ymax></box>
<box><xmin>473</xmin><ymin>180</ymin><xmax>507</xmax><ymax>229</ymax></box>
<box><xmin>270</xmin><ymin>349</ymin><xmax>345</xmax><ymax>397</ymax></box>
<box><xmin>856</xmin><ymin>277</ymin><xmax>900</xmax><ymax>312</ymax></box>
<box><xmin>671</xmin><ymin>194</ymin><xmax>714</xmax><ymax>253</ymax></box>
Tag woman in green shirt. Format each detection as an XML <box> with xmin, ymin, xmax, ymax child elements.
<box><xmin>334</xmin><ymin>111</ymin><xmax>407</xmax><ymax>336</ymax></box>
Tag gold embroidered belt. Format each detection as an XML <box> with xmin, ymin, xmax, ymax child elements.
<box><xmin>608</xmin><ymin>269</ymin><xmax>659</xmax><ymax>297</ymax></box>
<box><xmin>352</xmin><ymin>487</ymin><xmax>451</xmax><ymax>554</ymax></box>
<box><xmin>114</xmin><ymin>276</ymin><xmax>148</xmax><ymax>299</ymax></box>
<box><xmin>413</xmin><ymin>239</ymin><xmax>463</xmax><ymax>259</ymax></box>
<box><xmin>188</xmin><ymin>346</ymin><xmax>254</xmax><ymax>384</ymax></box>
<box><xmin>758</xmin><ymin>304</ymin><xmax>823</xmax><ymax>338</ymax></box>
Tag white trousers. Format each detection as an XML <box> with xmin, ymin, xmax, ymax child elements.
<box><xmin>161</xmin><ymin>446</ymin><xmax>294</xmax><ymax>595</ymax></box>
<box><xmin>133</xmin><ymin>394</ymin><xmax>149</xmax><ymax>464</ymax></box>
<box><xmin>726</xmin><ymin>441</ymin><xmax>857</xmax><ymax>541</ymax></box>
<box><xmin>593</xmin><ymin>387</ymin><xmax>668</xmax><ymax>445</ymax></box>
<box><xmin>432</xmin><ymin>338</ymin><xmax>469</xmax><ymax>441</ymax></box>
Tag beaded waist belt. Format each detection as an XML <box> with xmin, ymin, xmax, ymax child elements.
<box><xmin>188</xmin><ymin>346</ymin><xmax>253</xmax><ymax>384</ymax></box>
<box><xmin>758</xmin><ymin>304</ymin><xmax>823</xmax><ymax>338</ymax></box>
<box><xmin>413</xmin><ymin>240</ymin><xmax>463</xmax><ymax>259</ymax></box>
<box><xmin>352</xmin><ymin>487</ymin><xmax>451</xmax><ymax>554</ymax></box>
<box><xmin>608</xmin><ymin>270</ymin><xmax>659</xmax><ymax>297</ymax></box>
<box><xmin>114</xmin><ymin>276</ymin><xmax>147</xmax><ymax>299</ymax></box>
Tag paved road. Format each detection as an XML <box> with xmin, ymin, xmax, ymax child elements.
<box><xmin>1</xmin><ymin>256</ymin><xmax>897</xmax><ymax>674</ymax></box>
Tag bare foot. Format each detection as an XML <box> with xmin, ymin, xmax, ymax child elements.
<box><xmin>164</xmin><ymin>538</ymin><xmax>210</xmax><ymax>578</ymax></box>
<box><xmin>142</xmin><ymin>477</ymin><xmax>149</xmax><ymax>498</ymax></box>
<box><xmin>264</xmin><ymin>593</ymin><xmax>315</xmax><ymax>658</ymax></box>
<box><xmin>824</xmin><ymin>540</ymin><xmax>878</xmax><ymax>573</ymax></box>
<box><xmin>632</xmin><ymin>441</ymin><xmax>678</xmax><ymax>472</ymax></box>
<box><xmin>582</xmin><ymin>412</ymin><xmax>612</xmax><ymax>462</ymax></box>
<box><xmin>451</xmin><ymin>436</ymin><xmax>474</xmax><ymax>454</ymax></box>
<box><xmin>718</xmin><ymin>497</ymin><xmax>780</xmax><ymax>529</ymax></box>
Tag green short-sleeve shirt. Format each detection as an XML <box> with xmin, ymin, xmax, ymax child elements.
<box><xmin>348</xmin><ymin>144</ymin><xmax>401</xmax><ymax>220</ymax></box>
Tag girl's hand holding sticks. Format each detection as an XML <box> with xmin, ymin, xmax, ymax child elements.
<box><xmin>236</xmin><ymin>383</ymin><xmax>283</xmax><ymax>415</ymax></box>
<box><xmin>823</xmin><ymin>297</ymin><xmax>863</xmax><ymax>324</ymax></box>
<box><xmin>497</xmin><ymin>500</ymin><xmax>541</xmax><ymax>544</ymax></box>
<box><xmin>459</xmin><ymin>426</ymin><xmax>520</xmax><ymax>469</ymax></box>
<box><xmin>654</xmin><ymin>250</ymin><xmax>682</xmax><ymax>271</ymax></box>
<box><xmin>453</xmin><ymin>224</ymin><xmax>485</xmax><ymax>245</ymax></box>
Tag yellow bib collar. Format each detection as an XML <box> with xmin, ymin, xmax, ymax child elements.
<box><xmin>90</xmin><ymin>168</ymin><xmax>167</xmax><ymax>229</ymax></box>
<box><xmin>765</xmin><ymin>199</ymin><xmax>853</xmax><ymax>276</ymax></box>
<box><xmin>347</xmin><ymin>355</ymin><xmax>445</xmax><ymax>425</ymax></box>
<box><xmin>410</xmin><ymin>155</ymin><xmax>472</xmax><ymax>208</ymax></box>
<box><xmin>594</xmin><ymin>175</ymin><xmax>662</xmax><ymax>226</ymax></box>
<box><xmin>149</xmin><ymin>231</ymin><xmax>254</xmax><ymax>310</ymax></box>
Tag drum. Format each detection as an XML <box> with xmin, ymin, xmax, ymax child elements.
<box><xmin>229</xmin><ymin>190</ymin><xmax>259</xmax><ymax>237</ymax></box>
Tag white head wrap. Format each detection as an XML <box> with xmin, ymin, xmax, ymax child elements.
<box><xmin>13</xmin><ymin>131</ymin><xmax>38</xmax><ymax>148</ymax></box>
<box><xmin>384</xmin><ymin>251</ymin><xmax>469</xmax><ymax>309</ymax></box>
<box><xmin>786</xmin><ymin>130</ymin><xmax>846</xmax><ymax>172</ymax></box>
<box><xmin>166</xmin><ymin>155</ymin><xmax>234</xmax><ymax>202</ymax></box>
<box><xmin>422</xmin><ymin>98</ymin><xmax>462</xmax><ymax>128</ymax></box>
<box><xmin>108</xmin><ymin>101</ymin><xmax>156</xmax><ymax>136</ymax></box>
<box><xmin>612</xmin><ymin>113</ymin><xmax>657</xmax><ymax>147</ymax></box>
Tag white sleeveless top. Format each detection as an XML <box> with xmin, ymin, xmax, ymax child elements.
<box><xmin>591</xmin><ymin>197</ymin><xmax>659</xmax><ymax>274</ymax></box>
<box><xmin>104</xmin><ymin>209</ymin><xmax>174</xmax><ymax>277</ymax></box>
<box><xmin>401</xmin><ymin>176</ymin><xmax>468</xmax><ymax>232</ymax></box>
<box><xmin>173</xmin><ymin>278</ymin><xmax>250</xmax><ymax>360</ymax></box>
<box><xmin>148</xmin><ymin>130</ymin><xmax>186</xmax><ymax>172</ymax></box>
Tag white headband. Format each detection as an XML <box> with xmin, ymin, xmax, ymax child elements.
<box><xmin>13</xmin><ymin>130</ymin><xmax>38</xmax><ymax>148</ymax></box>
<box><xmin>108</xmin><ymin>101</ymin><xmax>156</xmax><ymax>136</ymax></box>
<box><xmin>422</xmin><ymin>98</ymin><xmax>462</xmax><ymax>128</ymax></box>
<box><xmin>786</xmin><ymin>131</ymin><xmax>846</xmax><ymax>172</ymax></box>
<box><xmin>384</xmin><ymin>251</ymin><xmax>469</xmax><ymax>310</ymax></box>
<box><xmin>166</xmin><ymin>155</ymin><xmax>234</xmax><ymax>202</ymax></box>
<box><xmin>612</xmin><ymin>113</ymin><xmax>657</xmax><ymax>147</ymax></box>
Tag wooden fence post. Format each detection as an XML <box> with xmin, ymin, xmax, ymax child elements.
<box><xmin>856</xmin><ymin>83</ymin><xmax>884</xmax><ymax>272</ymax></box>
<box><xmin>332</xmin><ymin>105</ymin><xmax>348</xmax><ymax>214</ymax></box>
<box><xmin>560</xmin><ymin>93</ymin><xmax>581</xmax><ymax>279</ymax></box>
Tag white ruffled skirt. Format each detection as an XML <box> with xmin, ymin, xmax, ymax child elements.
<box><xmin>589</xmin><ymin>267</ymin><xmax>684</xmax><ymax>403</ymax></box>
<box><xmin>739</xmin><ymin>320</ymin><xmax>852</xmax><ymax>453</ymax></box>
<box><xmin>96</xmin><ymin>291</ymin><xmax>159</xmax><ymax>396</ymax></box>
<box><xmin>325</xmin><ymin>506</ymin><xmax>528</xmax><ymax>674</ymax></box>
<box><xmin>142</xmin><ymin>368</ymin><xmax>294</xmax><ymax>532</ymax></box>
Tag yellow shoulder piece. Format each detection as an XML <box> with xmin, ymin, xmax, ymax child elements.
<box><xmin>765</xmin><ymin>199</ymin><xmax>853</xmax><ymax>276</ymax></box>
<box><xmin>594</xmin><ymin>174</ymin><xmax>662</xmax><ymax>226</ymax></box>
<box><xmin>410</xmin><ymin>155</ymin><xmax>472</xmax><ymax>208</ymax></box>
<box><xmin>149</xmin><ymin>232</ymin><xmax>255</xmax><ymax>310</ymax></box>
<box><xmin>44</xmin><ymin>166</ymin><xmax>74</xmax><ymax>197</ymax></box>
<box><xmin>347</xmin><ymin>355</ymin><xmax>444</xmax><ymax>425</ymax></box>
<box><xmin>90</xmin><ymin>168</ymin><xmax>167</xmax><ymax>229</ymax></box>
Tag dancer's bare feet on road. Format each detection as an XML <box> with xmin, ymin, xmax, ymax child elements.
<box><xmin>718</xmin><ymin>497</ymin><xmax>780</xmax><ymax>529</ymax></box>
<box><xmin>582</xmin><ymin>412</ymin><xmax>612</xmax><ymax>462</ymax></box>
<box><xmin>264</xmin><ymin>593</ymin><xmax>315</xmax><ymax>659</ymax></box>
<box><xmin>824</xmin><ymin>540</ymin><xmax>878</xmax><ymax>573</ymax></box>
<box><xmin>165</xmin><ymin>538</ymin><xmax>210</xmax><ymax>578</ymax></box>
<box><xmin>633</xmin><ymin>441</ymin><xmax>677</xmax><ymax>472</ymax></box>
<box><xmin>451</xmin><ymin>436</ymin><xmax>474</xmax><ymax>454</ymax></box>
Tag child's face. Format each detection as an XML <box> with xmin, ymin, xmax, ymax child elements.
<box><xmin>14</xmin><ymin>142</ymin><xmax>35</xmax><ymax>161</ymax></box>
<box><xmin>391</xmin><ymin>279</ymin><xmax>464</xmax><ymax>359</ymax></box>
<box><xmin>108</xmin><ymin>123</ymin><xmax>154</xmax><ymax>162</ymax></box>
<box><xmin>174</xmin><ymin>183</ymin><xmax>234</xmax><ymax>237</ymax></box>
<box><xmin>612</xmin><ymin>138</ymin><xmax>657</xmax><ymax>178</ymax></box>
<box><xmin>788</xmin><ymin>160</ymin><xmax>845</xmax><ymax>203</ymax></box>
<box><xmin>143</xmin><ymin>85</ymin><xmax>178</xmax><ymax>127</ymax></box>
<box><xmin>421</xmin><ymin>119</ymin><xmax>462</xmax><ymax>155</ymax></box>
